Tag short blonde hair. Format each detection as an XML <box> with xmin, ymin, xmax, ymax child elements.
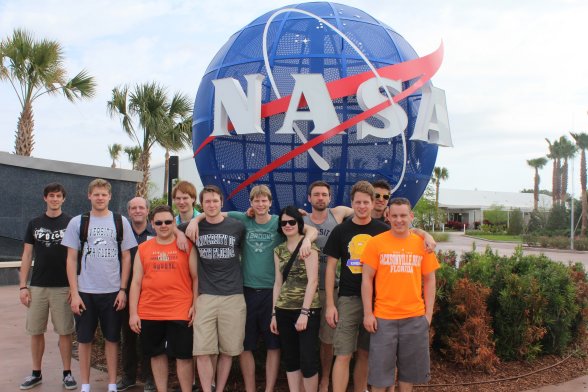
<box><xmin>350</xmin><ymin>180</ymin><xmax>375</xmax><ymax>201</ymax></box>
<box><xmin>249</xmin><ymin>185</ymin><xmax>272</xmax><ymax>202</ymax></box>
<box><xmin>88</xmin><ymin>178</ymin><xmax>112</xmax><ymax>195</ymax></box>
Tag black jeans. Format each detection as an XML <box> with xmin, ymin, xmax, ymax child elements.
<box><xmin>120</xmin><ymin>306</ymin><xmax>153</xmax><ymax>382</ymax></box>
<box><xmin>275</xmin><ymin>308</ymin><xmax>320</xmax><ymax>378</ymax></box>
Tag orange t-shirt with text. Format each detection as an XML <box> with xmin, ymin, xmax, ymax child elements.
<box><xmin>361</xmin><ymin>231</ymin><xmax>439</xmax><ymax>320</ymax></box>
<box><xmin>137</xmin><ymin>238</ymin><xmax>193</xmax><ymax>321</ymax></box>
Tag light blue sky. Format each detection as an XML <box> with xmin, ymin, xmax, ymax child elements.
<box><xmin>1</xmin><ymin>0</ymin><xmax>587</xmax><ymax>194</ymax></box>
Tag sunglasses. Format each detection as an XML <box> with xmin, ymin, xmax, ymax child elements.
<box><xmin>375</xmin><ymin>193</ymin><xmax>390</xmax><ymax>200</ymax></box>
<box><xmin>153</xmin><ymin>220</ymin><xmax>174</xmax><ymax>226</ymax></box>
<box><xmin>280</xmin><ymin>219</ymin><xmax>298</xmax><ymax>227</ymax></box>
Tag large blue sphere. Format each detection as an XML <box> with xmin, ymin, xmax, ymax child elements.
<box><xmin>193</xmin><ymin>1</ymin><xmax>438</xmax><ymax>213</ymax></box>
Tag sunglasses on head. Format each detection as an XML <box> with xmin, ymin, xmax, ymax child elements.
<box><xmin>153</xmin><ymin>220</ymin><xmax>174</xmax><ymax>226</ymax></box>
<box><xmin>280</xmin><ymin>219</ymin><xmax>297</xmax><ymax>227</ymax></box>
<box><xmin>375</xmin><ymin>193</ymin><xmax>390</xmax><ymax>200</ymax></box>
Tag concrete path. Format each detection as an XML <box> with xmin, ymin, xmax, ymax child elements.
<box><xmin>0</xmin><ymin>284</ymin><xmax>124</xmax><ymax>392</ymax></box>
<box><xmin>436</xmin><ymin>232</ymin><xmax>588</xmax><ymax>269</ymax></box>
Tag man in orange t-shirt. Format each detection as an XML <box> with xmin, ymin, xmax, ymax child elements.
<box><xmin>128</xmin><ymin>205</ymin><xmax>198</xmax><ymax>392</ymax></box>
<box><xmin>361</xmin><ymin>197</ymin><xmax>439</xmax><ymax>392</ymax></box>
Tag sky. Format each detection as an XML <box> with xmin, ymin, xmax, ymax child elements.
<box><xmin>1</xmin><ymin>0</ymin><xmax>588</xmax><ymax>194</ymax></box>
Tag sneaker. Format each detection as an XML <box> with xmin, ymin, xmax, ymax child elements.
<box><xmin>63</xmin><ymin>373</ymin><xmax>77</xmax><ymax>390</ymax></box>
<box><xmin>143</xmin><ymin>379</ymin><xmax>156</xmax><ymax>392</ymax></box>
<box><xmin>116</xmin><ymin>377</ymin><xmax>136</xmax><ymax>391</ymax></box>
<box><xmin>20</xmin><ymin>375</ymin><xmax>42</xmax><ymax>390</ymax></box>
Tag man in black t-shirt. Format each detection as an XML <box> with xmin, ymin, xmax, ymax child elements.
<box><xmin>18</xmin><ymin>183</ymin><xmax>77</xmax><ymax>390</ymax></box>
<box><xmin>323</xmin><ymin>181</ymin><xmax>389</xmax><ymax>392</ymax></box>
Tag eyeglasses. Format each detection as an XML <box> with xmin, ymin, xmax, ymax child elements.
<box><xmin>375</xmin><ymin>193</ymin><xmax>390</xmax><ymax>200</ymax></box>
<box><xmin>153</xmin><ymin>220</ymin><xmax>174</xmax><ymax>226</ymax></box>
<box><xmin>280</xmin><ymin>219</ymin><xmax>297</xmax><ymax>227</ymax></box>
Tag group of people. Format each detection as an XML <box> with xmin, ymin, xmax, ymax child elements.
<box><xmin>19</xmin><ymin>177</ymin><xmax>439</xmax><ymax>392</ymax></box>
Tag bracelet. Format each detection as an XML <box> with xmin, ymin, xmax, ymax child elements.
<box><xmin>119</xmin><ymin>288</ymin><xmax>128</xmax><ymax>293</ymax></box>
<box><xmin>271</xmin><ymin>312</ymin><xmax>276</xmax><ymax>317</ymax></box>
<box><xmin>20</xmin><ymin>287</ymin><xmax>28</xmax><ymax>290</ymax></box>
<box><xmin>300</xmin><ymin>308</ymin><xmax>310</xmax><ymax>316</ymax></box>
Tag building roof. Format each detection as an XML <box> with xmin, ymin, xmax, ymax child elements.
<box><xmin>438</xmin><ymin>188</ymin><xmax>552</xmax><ymax>212</ymax></box>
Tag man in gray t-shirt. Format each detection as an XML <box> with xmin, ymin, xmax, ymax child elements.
<box><xmin>191</xmin><ymin>185</ymin><xmax>245</xmax><ymax>392</ymax></box>
<box><xmin>63</xmin><ymin>179</ymin><xmax>137</xmax><ymax>392</ymax></box>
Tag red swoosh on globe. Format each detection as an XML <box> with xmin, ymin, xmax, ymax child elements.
<box><xmin>193</xmin><ymin>42</ymin><xmax>444</xmax><ymax>199</ymax></box>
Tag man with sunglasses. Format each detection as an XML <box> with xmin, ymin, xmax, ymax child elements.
<box><xmin>371</xmin><ymin>180</ymin><xmax>392</xmax><ymax>223</ymax></box>
<box><xmin>129</xmin><ymin>205</ymin><xmax>198</xmax><ymax>392</ymax></box>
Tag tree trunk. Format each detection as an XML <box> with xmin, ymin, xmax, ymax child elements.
<box><xmin>111</xmin><ymin>160</ymin><xmax>116</xmax><ymax>168</ymax></box>
<box><xmin>533</xmin><ymin>168</ymin><xmax>539</xmax><ymax>211</ymax></box>
<box><xmin>136</xmin><ymin>149</ymin><xmax>151</xmax><ymax>198</ymax></box>
<box><xmin>581</xmin><ymin>149</ymin><xmax>587</xmax><ymax>237</ymax></box>
<box><xmin>561</xmin><ymin>159</ymin><xmax>568</xmax><ymax>206</ymax></box>
<box><xmin>14</xmin><ymin>101</ymin><xmax>35</xmax><ymax>156</ymax></box>
<box><xmin>551</xmin><ymin>159</ymin><xmax>557</xmax><ymax>206</ymax></box>
<box><xmin>163</xmin><ymin>149</ymin><xmax>170</xmax><ymax>197</ymax></box>
<box><xmin>435</xmin><ymin>180</ymin><xmax>440</xmax><ymax>227</ymax></box>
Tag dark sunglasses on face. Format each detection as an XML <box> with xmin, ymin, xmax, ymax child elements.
<box><xmin>375</xmin><ymin>193</ymin><xmax>390</xmax><ymax>200</ymax></box>
<box><xmin>153</xmin><ymin>220</ymin><xmax>174</xmax><ymax>226</ymax></box>
<box><xmin>280</xmin><ymin>219</ymin><xmax>297</xmax><ymax>227</ymax></box>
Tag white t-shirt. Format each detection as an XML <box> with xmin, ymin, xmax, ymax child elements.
<box><xmin>62</xmin><ymin>212</ymin><xmax>137</xmax><ymax>293</ymax></box>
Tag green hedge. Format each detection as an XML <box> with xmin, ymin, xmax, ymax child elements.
<box><xmin>434</xmin><ymin>247</ymin><xmax>587</xmax><ymax>365</ymax></box>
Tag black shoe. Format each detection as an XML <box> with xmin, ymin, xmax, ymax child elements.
<box><xmin>20</xmin><ymin>375</ymin><xmax>42</xmax><ymax>390</ymax></box>
<box><xmin>116</xmin><ymin>377</ymin><xmax>137</xmax><ymax>391</ymax></box>
<box><xmin>63</xmin><ymin>373</ymin><xmax>77</xmax><ymax>390</ymax></box>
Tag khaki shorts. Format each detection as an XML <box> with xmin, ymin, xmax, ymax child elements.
<box><xmin>319</xmin><ymin>289</ymin><xmax>337</xmax><ymax>345</ymax></box>
<box><xmin>26</xmin><ymin>286</ymin><xmax>74</xmax><ymax>336</ymax></box>
<box><xmin>333</xmin><ymin>296</ymin><xmax>370</xmax><ymax>356</ymax></box>
<box><xmin>193</xmin><ymin>294</ymin><xmax>246</xmax><ymax>356</ymax></box>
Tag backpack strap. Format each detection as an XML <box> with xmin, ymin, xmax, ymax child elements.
<box><xmin>77</xmin><ymin>212</ymin><xmax>91</xmax><ymax>275</ymax></box>
<box><xmin>113</xmin><ymin>212</ymin><xmax>124</xmax><ymax>273</ymax></box>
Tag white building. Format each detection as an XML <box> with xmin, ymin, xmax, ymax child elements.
<box><xmin>438</xmin><ymin>188</ymin><xmax>552</xmax><ymax>228</ymax></box>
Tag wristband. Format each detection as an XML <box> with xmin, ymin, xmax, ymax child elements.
<box><xmin>300</xmin><ymin>308</ymin><xmax>310</xmax><ymax>316</ymax></box>
<box><xmin>20</xmin><ymin>287</ymin><xmax>28</xmax><ymax>290</ymax></box>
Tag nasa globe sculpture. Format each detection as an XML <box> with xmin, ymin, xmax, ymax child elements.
<box><xmin>193</xmin><ymin>2</ymin><xmax>451</xmax><ymax>213</ymax></box>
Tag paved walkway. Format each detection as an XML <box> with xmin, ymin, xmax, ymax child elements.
<box><xmin>0</xmin><ymin>284</ymin><xmax>137</xmax><ymax>392</ymax></box>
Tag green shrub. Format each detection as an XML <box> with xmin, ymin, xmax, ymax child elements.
<box><xmin>507</xmin><ymin>208</ymin><xmax>524</xmax><ymax>235</ymax></box>
<box><xmin>431</xmin><ymin>232</ymin><xmax>449</xmax><ymax>242</ymax></box>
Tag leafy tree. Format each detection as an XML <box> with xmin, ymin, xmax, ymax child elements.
<box><xmin>158</xmin><ymin>106</ymin><xmax>192</xmax><ymax>197</ymax></box>
<box><xmin>107</xmin><ymin>143</ymin><xmax>123</xmax><ymax>168</ymax></box>
<box><xmin>432</xmin><ymin>166</ymin><xmax>449</xmax><ymax>227</ymax></box>
<box><xmin>557</xmin><ymin>135</ymin><xmax>577</xmax><ymax>205</ymax></box>
<box><xmin>546</xmin><ymin>138</ymin><xmax>562</xmax><ymax>205</ymax></box>
<box><xmin>0</xmin><ymin>29</ymin><xmax>96</xmax><ymax>155</ymax></box>
<box><xmin>527</xmin><ymin>157</ymin><xmax>548</xmax><ymax>211</ymax></box>
<box><xmin>484</xmin><ymin>204</ymin><xmax>507</xmax><ymax>226</ymax></box>
<box><xmin>124</xmin><ymin>145</ymin><xmax>141</xmax><ymax>170</ymax></box>
<box><xmin>507</xmin><ymin>208</ymin><xmax>524</xmax><ymax>235</ymax></box>
<box><xmin>107</xmin><ymin>83</ymin><xmax>192</xmax><ymax>197</ymax></box>
<box><xmin>546</xmin><ymin>203</ymin><xmax>569</xmax><ymax>232</ymax></box>
<box><xmin>413</xmin><ymin>184</ymin><xmax>437</xmax><ymax>230</ymax></box>
<box><xmin>571</xmin><ymin>132</ymin><xmax>588</xmax><ymax>236</ymax></box>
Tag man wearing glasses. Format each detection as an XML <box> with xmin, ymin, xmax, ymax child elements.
<box><xmin>371</xmin><ymin>180</ymin><xmax>391</xmax><ymax>223</ymax></box>
<box><xmin>128</xmin><ymin>205</ymin><xmax>198</xmax><ymax>392</ymax></box>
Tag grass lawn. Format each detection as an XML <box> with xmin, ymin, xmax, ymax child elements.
<box><xmin>466</xmin><ymin>232</ymin><xmax>523</xmax><ymax>242</ymax></box>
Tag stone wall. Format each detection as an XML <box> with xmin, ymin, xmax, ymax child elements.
<box><xmin>0</xmin><ymin>151</ymin><xmax>142</xmax><ymax>244</ymax></box>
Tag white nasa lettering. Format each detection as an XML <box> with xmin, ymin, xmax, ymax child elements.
<box><xmin>211</xmin><ymin>72</ymin><xmax>451</xmax><ymax>146</ymax></box>
<box><xmin>356</xmin><ymin>77</ymin><xmax>407</xmax><ymax>139</ymax></box>
<box><xmin>211</xmin><ymin>73</ymin><xmax>264</xmax><ymax>136</ymax></box>
<box><xmin>275</xmin><ymin>74</ymin><xmax>340</xmax><ymax>135</ymax></box>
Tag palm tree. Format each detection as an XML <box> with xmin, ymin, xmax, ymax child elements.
<box><xmin>571</xmin><ymin>132</ymin><xmax>588</xmax><ymax>236</ymax></box>
<box><xmin>558</xmin><ymin>136</ymin><xmax>577</xmax><ymax>205</ymax></box>
<box><xmin>158</xmin><ymin>100</ymin><xmax>192</xmax><ymax>196</ymax></box>
<box><xmin>107</xmin><ymin>143</ymin><xmax>123</xmax><ymax>168</ymax></box>
<box><xmin>546</xmin><ymin>138</ymin><xmax>562</xmax><ymax>205</ymax></box>
<box><xmin>107</xmin><ymin>82</ymin><xmax>192</xmax><ymax>197</ymax></box>
<box><xmin>432</xmin><ymin>166</ymin><xmax>449</xmax><ymax>227</ymax></box>
<box><xmin>0</xmin><ymin>29</ymin><xmax>96</xmax><ymax>156</ymax></box>
<box><xmin>124</xmin><ymin>146</ymin><xmax>142</xmax><ymax>170</ymax></box>
<box><xmin>527</xmin><ymin>157</ymin><xmax>548</xmax><ymax>211</ymax></box>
